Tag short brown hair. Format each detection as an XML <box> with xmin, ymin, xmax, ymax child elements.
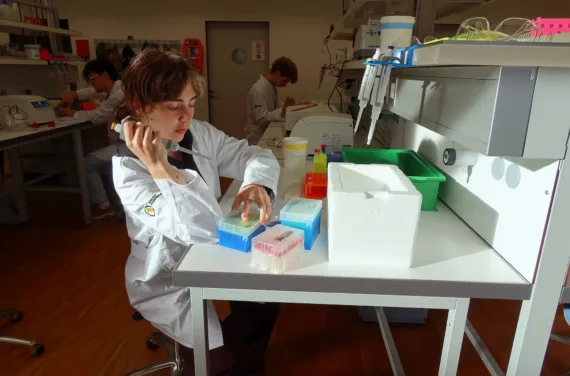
<box><xmin>270</xmin><ymin>57</ymin><xmax>298</xmax><ymax>84</ymax></box>
<box><xmin>121</xmin><ymin>46</ymin><xmax>205</xmax><ymax>115</ymax></box>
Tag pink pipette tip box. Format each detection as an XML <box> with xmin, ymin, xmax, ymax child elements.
<box><xmin>251</xmin><ymin>224</ymin><xmax>304</xmax><ymax>274</ymax></box>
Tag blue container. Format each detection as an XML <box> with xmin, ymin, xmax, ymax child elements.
<box><xmin>218</xmin><ymin>211</ymin><xmax>265</xmax><ymax>253</ymax></box>
<box><xmin>279</xmin><ymin>198</ymin><xmax>323</xmax><ymax>250</ymax></box>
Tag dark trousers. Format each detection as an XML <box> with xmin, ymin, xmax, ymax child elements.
<box><xmin>181</xmin><ymin>301</ymin><xmax>280</xmax><ymax>376</ymax></box>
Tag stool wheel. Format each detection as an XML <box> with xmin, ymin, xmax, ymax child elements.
<box><xmin>32</xmin><ymin>344</ymin><xmax>45</xmax><ymax>357</ymax></box>
<box><xmin>146</xmin><ymin>338</ymin><xmax>159</xmax><ymax>350</ymax></box>
<box><xmin>10</xmin><ymin>311</ymin><xmax>23</xmax><ymax>323</ymax></box>
<box><xmin>132</xmin><ymin>312</ymin><xmax>144</xmax><ymax>321</ymax></box>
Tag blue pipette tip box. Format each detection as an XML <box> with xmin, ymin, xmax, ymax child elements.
<box><xmin>218</xmin><ymin>211</ymin><xmax>265</xmax><ymax>253</ymax></box>
<box><xmin>279</xmin><ymin>198</ymin><xmax>322</xmax><ymax>250</ymax></box>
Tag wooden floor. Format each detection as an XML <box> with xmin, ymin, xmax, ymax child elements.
<box><xmin>1</xmin><ymin>191</ymin><xmax>569</xmax><ymax>376</ymax></box>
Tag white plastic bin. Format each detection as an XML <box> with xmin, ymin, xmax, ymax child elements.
<box><xmin>327</xmin><ymin>163</ymin><xmax>421</xmax><ymax>268</ymax></box>
<box><xmin>380</xmin><ymin>16</ymin><xmax>416</xmax><ymax>54</ymax></box>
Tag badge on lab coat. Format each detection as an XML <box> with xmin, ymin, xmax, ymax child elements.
<box><xmin>252</xmin><ymin>41</ymin><xmax>265</xmax><ymax>61</ymax></box>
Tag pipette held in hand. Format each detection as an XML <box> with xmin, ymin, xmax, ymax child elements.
<box><xmin>112</xmin><ymin>117</ymin><xmax>211</xmax><ymax>160</ymax></box>
<box><xmin>354</xmin><ymin>48</ymin><xmax>381</xmax><ymax>135</ymax></box>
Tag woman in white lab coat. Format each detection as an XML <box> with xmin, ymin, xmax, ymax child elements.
<box><xmin>112</xmin><ymin>46</ymin><xmax>281</xmax><ymax>376</ymax></box>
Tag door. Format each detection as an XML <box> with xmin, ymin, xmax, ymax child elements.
<box><xmin>206</xmin><ymin>21</ymin><xmax>270</xmax><ymax>139</ymax></box>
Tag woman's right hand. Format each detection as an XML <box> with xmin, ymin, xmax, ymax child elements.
<box><xmin>123</xmin><ymin>120</ymin><xmax>168</xmax><ymax>172</ymax></box>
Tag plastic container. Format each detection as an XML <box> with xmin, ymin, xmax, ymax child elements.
<box><xmin>218</xmin><ymin>211</ymin><xmax>265</xmax><ymax>252</ymax></box>
<box><xmin>312</xmin><ymin>148</ymin><xmax>327</xmax><ymax>173</ymax></box>
<box><xmin>251</xmin><ymin>224</ymin><xmax>304</xmax><ymax>274</ymax></box>
<box><xmin>283</xmin><ymin>137</ymin><xmax>308</xmax><ymax>179</ymax></box>
<box><xmin>279</xmin><ymin>197</ymin><xmax>322</xmax><ymax>250</ymax></box>
<box><xmin>328</xmin><ymin>163</ymin><xmax>422</xmax><ymax>268</ymax></box>
<box><xmin>7</xmin><ymin>2</ymin><xmax>20</xmax><ymax>22</ymax></box>
<box><xmin>532</xmin><ymin>18</ymin><xmax>570</xmax><ymax>36</ymax></box>
<box><xmin>0</xmin><ymin>0</ymin><xmax>11</xmax><ymax>20</ymax></box>
<box><xmin>303</xmin><ymin>173</ymin><xmax>327</xmax><ymax>200</ymax></box>
<box><xmin>341</xmin><ymin>148</ymin><xmax>445</xmax><ymax>211</ymax></box>
<box><xmin>380</xmin><ymin>16</ymin><xmax>416</xmax><ymax>54</ymax></box>
<box><xmin>24</xmin><ymin>44</ymin><xmax>41</xmax><ymax>60</ymax></box>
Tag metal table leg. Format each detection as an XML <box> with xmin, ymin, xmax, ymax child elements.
<box><xmin>191</xmin><ymin>287</ymin><xmax>210</xmax><ymax>376</ymax></box>
<box><xmin>439</xmin><ymin>298</ymin><xmax>470</xmax><ymax>376</ymax></box>
<box><xmin>72</xmin><ymin>131</ymin><xmax>91</xmax><ymax>226</ymax></box>
<box><xmin>375</xmin><ymin>307</ymin><xmax>405</xmax><ymax>376</ymax></box>
<box><xmin>6</xmin><ymin>148</ymin><xmax>28</xmax><ymax>224</ymax></box>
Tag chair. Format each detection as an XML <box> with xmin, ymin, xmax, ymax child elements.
<box><xmin>125</xmin><ymin>311</ymin><xmax>184</xmax><ymax>376</ymax></box>
<box><xmin>0</xmin><ymin>308</ymin><xmax>44</xmax><ymax>357</ymax></box>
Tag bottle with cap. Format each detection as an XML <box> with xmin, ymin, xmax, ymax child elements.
<box><xmin>312</xmin><ymin>144</ymin><xmax>327</xmax><ymax>173</ymax></box>
<box><xmin>0</xmin><ymin>0</ymin><xmax>12</xmax><ymax>20</ymax></box>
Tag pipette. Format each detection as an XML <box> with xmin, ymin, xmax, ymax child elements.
<box><xmin>366</xmin><ymin>46</ymin><xmax>395</xmax><ymax>146</ymax></box>
<box><xmin>353</xmin><ymin>48</ymin><xmax>381</xmax><ymax>135</ymax></box>
<box><xmin>112</xmin><ymin>116</ymin><xmax>211</xmax><ymax>160</ymax></box>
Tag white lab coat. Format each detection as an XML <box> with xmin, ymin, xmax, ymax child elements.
<box><xmin>72</xmin><ymin>80</ymin><xmax>124</xmax><ymax>125</ymax></box>
<box><xmin>245</xmin><ymin>75</ymin><xmax>283</xmax><ymax>143</ymax></box>
<box><xmin>112</xmin><ymin>119</ymin><xmax>280</xmax><ymax>349</ymax></box>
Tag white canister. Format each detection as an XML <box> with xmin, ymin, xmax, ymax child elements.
<box><xmin>24</xmin><ymin>44</ymin><xmax>41</xmax><ymax>60</ymax></box>
<box><xmin>282</xmin><ymin>136</ymin><xmax>308</xmax><ymax>179</ymax></box>
<box><xmin>379</xmin><ymin>16</ymin><xmax>416</xmax><ymax>54</ymax></box>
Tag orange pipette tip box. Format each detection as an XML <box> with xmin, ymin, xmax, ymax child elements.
<box><xmin>303</xmin><ymin>173</ymin><xmax>327</xmax><ymax>199</ymax></box>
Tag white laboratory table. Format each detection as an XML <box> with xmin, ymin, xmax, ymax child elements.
<box><xmin>173</xmin><ymin>125</ymin><xmax>532</xmax><ymax>376</ymax></box>
<box><xmin>0</xmin><ymin>119</ymin><xmax>96</xmax><ymax>225</ymax></box>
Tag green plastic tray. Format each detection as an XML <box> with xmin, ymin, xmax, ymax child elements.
<box><xmin>341</xmin><ymin>148</ymin><xmax>446</xmax><ymax>211</ymax></box>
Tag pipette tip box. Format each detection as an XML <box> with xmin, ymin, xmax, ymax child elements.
<box><xmin>279</xmin><ymin>197</ymin><xmax>322</xmax><ymax>250</ymax></box>
<box><xmin>218</xmin><ymin>211</ymin><xmax>265</xmax><ymax>253</ymax></box>
<box><xmin>251</xmin><ymin>224</ymin><xmax>304</xmax><ymax>274</ymax></box>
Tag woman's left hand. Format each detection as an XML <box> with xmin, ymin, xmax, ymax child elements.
<box><xmin>231</xmin><ymin>184</ymin><xmax>271</xmax><ymax>225</ymax></box>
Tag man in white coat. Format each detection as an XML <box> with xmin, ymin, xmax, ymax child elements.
<box><xmin>245</xmin><ymin>57</ymin><xmax>298</xmax><ymax>145</ymax></box>
<box><xmin>59</xmin><ymin>59</ymin><xmax>124</xmax><ymax>219</ymax></box>
<box><xmin>113</xmin><ymin>47</ymin><xmax>281</xmax><ymax>376</ymax></box>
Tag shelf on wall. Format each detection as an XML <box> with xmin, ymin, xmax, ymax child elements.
<box><xmin>0</xmin><ymin>57</ymin><xmax>84</xmax><ymax>66</ymax></box>
<box><xmin>0</xmin><ymin>19</ymin><xmax>83</xmax><ymax>37</ymax></box>
<box><xmin>324</xmin><ymin>0</ymin><xmax>492</xmax><ymax>44</ymax></box>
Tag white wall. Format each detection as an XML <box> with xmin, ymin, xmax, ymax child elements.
<box><xmin>52</xmin><ymin>0</ymin><xmax>349</xmax><ymax>121</ymax></box>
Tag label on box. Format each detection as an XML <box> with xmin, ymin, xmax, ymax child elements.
<box><xmin>321</xmin><ymin>133</ymin><xmax>342</xmax><ymax>152</ymax></box>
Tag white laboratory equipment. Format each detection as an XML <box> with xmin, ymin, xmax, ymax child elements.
<box><xmin>289</xmin><ymin>113</ymin><xmax>354</xmax><ymax>153</ymax></box>
<box><xmin>284</xmin><ymin>102</ymin><xmax>333</xmax><ymax>131</ymax></box>
<box><xmin>327</xmin><ymin>163</ymin><xmax>421</xmax><ymax>268</ymax></box>
<box><xmin>366</xmin><ymin>46</ymin><xmax>396</xmax><ymax>146</ymax></box>
<box><xmin>0</xmin><ymin>95</ymin><xmax>56</xmax><ymax>128</ymax></box>
<box><xmin>353</xmin><ymin>48</ymin><xmax>381</xmax><ymax>136</ymax></box>
<box><xmin>354</xmin><ymin>24</ymin><xmax>381</xmax><ymax>58</ymax></box>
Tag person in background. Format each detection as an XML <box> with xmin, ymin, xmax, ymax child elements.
<box><xmin>59</xmin><ymin>59</ymin><xmax>124</xmax><ymax>219</ymax></box>
<box><xmin>245</xmin><ymin>56</ymin><xmax>298</xmax><ymax>145</ymax></box>
<box><xmin>113</xmin><ymin>46</ymin><xmax>281</xmax><ymax>376</ymax></box>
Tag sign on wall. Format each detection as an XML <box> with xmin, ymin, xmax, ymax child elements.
<box><xmin>252</xmin><ymin>41</ymin><xmax>265</xmax><ymax>61</ymax></box>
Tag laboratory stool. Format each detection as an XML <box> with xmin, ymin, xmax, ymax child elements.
<box><xmin>125</xmin><ymin>311</ymin><xmax>184</xmax><ymax>376</ymax></box>
<box><xmin>0</xmin><ymin>308</ymin><xmax>44</xmax><ymax>357</ymax></box>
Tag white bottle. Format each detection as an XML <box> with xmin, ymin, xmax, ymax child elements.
<box><xmin>0</xmin><ymin>0</ymin><xmax>12</xmax><ymax>20</ymax></box>
<box><xmin>8</xmin><ymin>2</ymin><xmax>20</xmax><ymax>22</ymax></box>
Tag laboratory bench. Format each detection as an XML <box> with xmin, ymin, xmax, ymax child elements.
<box><xmin>173</xmin><ymin>123</ymin><xmax>537</xmax><ymax>376</ymax></box>
<box><xmin>0</xmin><ymin>118</ymin><xmax>97</xmax><ymax>225</ymax></box>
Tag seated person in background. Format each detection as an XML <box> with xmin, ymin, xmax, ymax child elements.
<box><xmin>245</xmin><ymin>56</ymin><xmax>298</xmax><ymax>145</ymax></box>
<box><xmin>59</xmin><ymin>59</ymin><xmax>124</xmax><ymax>219</ymax></box>
<box><xmin>113</xmin><ymin>46</ymin><xmax>281</xmax><ymax>376</ymax></box>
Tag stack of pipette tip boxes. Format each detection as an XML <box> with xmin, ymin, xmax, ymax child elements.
<box><xmin>251</xmin><ymin>224</ymin><xmax>305</xmax><ymax>274</ymax></box>
<box><xmin>218</xmin><ymin>210</ymin><xmax>265</xmax><ymax>253</ymax></box>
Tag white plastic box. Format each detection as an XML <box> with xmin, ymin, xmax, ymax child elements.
<box><xmin>327</xmin><ymin>163</ymin><xmax>422</xmax><ymax>268</ymax></box>
<box><xmin>251</xmin><ymin>224</ymin><xmax>304</xmax><ymax>274</ymax></box>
